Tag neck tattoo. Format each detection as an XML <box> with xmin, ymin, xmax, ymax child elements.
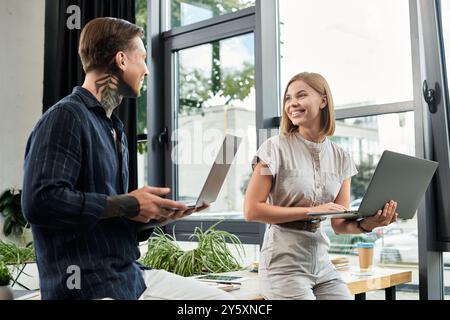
<box><xmin>95</xmin><ymin>74</ymin><xmax>123</xmax><ymax>118</ymax></box>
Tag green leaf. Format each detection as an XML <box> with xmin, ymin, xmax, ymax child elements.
<box><xmin>0</xmin><ymin>261</ymin><xmax>12</xmax><ymax>285</ymax></box>
<box><xmin>0</xmin><ymin>196</ymin><xmax>14</xmax><ymax>211</ymax></box>
<box><xmin>140</xmin><ymin>221</ymin><xmax>245</xmax><ymax>277</ymax></box>
<box><xmin>0</xmin><ymin>189</ymin><xmax>12</xmax><ymax>203</ymax></box>
<box><xmin>16</xmin><ymin>213</ymin><xmax>27</xmax><ymax>227</ymax></box>
<box><xmin>0</xmin><ymin>240</ymin><xmax>35</xmax><ymax>264</ymax></box>
<box><xmin>3</xmin><ymin>217</ymin><xmax>13</xmax><ymax>236</ymax></box>
<box><xmin>1</xmin><ymin>206</ymin><xmax>15</xmax><ymax>217</ymax></box>
<box><xmin>12</xmin><ymin>193</ymin><xmax>22</xmax><ymax>204</ymax></box>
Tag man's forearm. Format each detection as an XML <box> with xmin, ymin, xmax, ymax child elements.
<box><xmin>102</xmin><ymin>195</ymin><xmax>140</xmax><ymax>219</ymax></box>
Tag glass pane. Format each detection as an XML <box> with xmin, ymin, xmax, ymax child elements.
<box><xmin>136</xmin><ymin>0</ymin><xmax>148</xmax><ymax>135</ymax></box>
<box><xmin>279</xmin><ymin>0</ymin><xmax>413</xmax><ymax>108</ymax></box>
<box><xmin>170</xmin><ymin>0</ymin><xmax>255</xmax><ymax>29</ymax></box>
<box><xmin>137</xmin><ymin>141</ymin><xmax>148</xmax><ymax>188</ymax></box>
<box><xmin>439</xmin><ymin>0</ymin><xmax>450</xmax><ymax>300</ymax></box>
<box><xmin>174</xmin><ymin>33</ymin><xmax>255</xmax><ymax>219</ymax></box>
<box><xmin>136</xmin><ymin>0</ymin><xmax>148</xmax><ymax>188</ymax></box>
<box><xmin>324</xmin><ymin>112</ymin><xmax>419</xmax><ymax>299</ymax></box>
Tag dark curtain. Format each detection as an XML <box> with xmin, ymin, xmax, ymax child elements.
<box><xmin>43</xmin><ymin>0</ymin><xmax>138</xmax><ymax>192</ymax></box>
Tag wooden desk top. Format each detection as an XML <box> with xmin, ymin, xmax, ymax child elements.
<box><xmin>221</xmin><ymin>267</ymin><xmax>412</xmax><ymax>300</ymax></box>
<box><xmin>339</xmin><ymin>266</ymin><xmax>412</xmax><ymax>295</ymax></box>
<box><xmin>18</xmin><ymin>267</ymin><xmax>412</xmax><ymax>300</ymax></box>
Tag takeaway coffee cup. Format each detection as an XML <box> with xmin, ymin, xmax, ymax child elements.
<box><xmin>357</xmin><ymin>242</ymin><xmax>374</xmax><ymax>272</ymax></box>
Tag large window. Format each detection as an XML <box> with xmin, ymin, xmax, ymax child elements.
<box><xmin>279</xmin><ymin>0</ymin><xmax>417</xmax><ymax>299</ymax></box>
<box><xmin>147</xmin><ymin>1</ymin><xmax>263</xmax><ymax>244</ymax></box>
<box><xmin>175</xmin><ymin>34</ymin><xmax>256</xmax><ymax>218</ymax></box>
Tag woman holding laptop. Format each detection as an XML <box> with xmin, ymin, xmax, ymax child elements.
<box><xmin>244</xmin><ymin>72</ymin><xmax>398</xmax><ymax>300</ymax></box>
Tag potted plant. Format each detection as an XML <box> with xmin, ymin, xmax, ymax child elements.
<box><xmin>140</xmin><ymin>222</ymin><xmax>245</xmax><ymax>277</ymax></box>
<box><xmin>0</xmin><ymin>188</ymin><xmax>32</xmax><ymax>245</ymax></box>
<box><xmin>0</xmin><ymin>261</ymin><xmax>13</xmax><ymax>300</ymax></box>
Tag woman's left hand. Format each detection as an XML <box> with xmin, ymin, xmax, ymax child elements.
<box><xmin>360</xmin><ymin>200</ymin><xmax>398</xmax><ymax>232</ymax></box>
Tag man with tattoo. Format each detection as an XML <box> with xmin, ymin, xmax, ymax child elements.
<box><xmin>22</xmin><ymin>17</ymin><xmax>233</xmax><ymax>300</ymax></box>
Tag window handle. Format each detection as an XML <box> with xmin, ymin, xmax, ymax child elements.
<box><xmin>422</xmin><ymin>80</ymin><xmax>440</xmax><ymax>114</ymax></box>
<box><xmin>158</xmin><ymin>127</ymin><xmax>168</xmax><ymax>147</ymax></box>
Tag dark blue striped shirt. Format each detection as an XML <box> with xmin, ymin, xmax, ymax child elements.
<box><xmin>22</xmin><ymin>86</ymin><xmax>149</xmax><ymax>300</ymax></box>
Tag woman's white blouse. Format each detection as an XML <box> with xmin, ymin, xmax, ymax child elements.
<box><xmin>252</xmin><ymin>132</ymin><xmax>358</xmax><ymax>208</ymax></box>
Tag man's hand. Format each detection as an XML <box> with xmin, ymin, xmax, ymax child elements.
<box><xmin>360</xmin><ymin>200</ymin><xmax>398</xmax><ymax>232</ymax></box>
<box><xmin>163</xmin><ymin>202</ymin><xmax>211</xmax><ymax>221</ymax></box>
<box><xmin>127</xmin><ymin>186</ymin><xmax>188</xmax><ymax>223</ymax></box>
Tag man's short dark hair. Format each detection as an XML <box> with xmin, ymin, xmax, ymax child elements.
<box><xmin>78</xmin><ymin>17</ymin><xmax>144</xmax><ymax>73</ymax></box>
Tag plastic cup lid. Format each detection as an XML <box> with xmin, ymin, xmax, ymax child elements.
<box><xmin>357</xmin><ymin>242</ymin><xmax>374</xmax><ymax>248</ymax></box>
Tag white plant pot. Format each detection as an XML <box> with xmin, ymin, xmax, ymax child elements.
<box><xmin>9</xmin><ymin>263</ymin><xmax>40</xmax><ymax>291</ymax></box>
<box><xmin>0</xmin><ymin>285</ymin><xmax>13</xmax><ymax>300</ymax></box>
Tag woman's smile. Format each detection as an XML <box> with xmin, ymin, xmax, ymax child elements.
<box><xmin>290</xmin><ymin>108</ymin><xmax>306</xmax><ymax>119</ymax></box>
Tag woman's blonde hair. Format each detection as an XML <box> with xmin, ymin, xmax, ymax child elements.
<box><xmin>280</xmin><ymin>72</ymin><xmax>335</xmax><ymax>137</ymax></box>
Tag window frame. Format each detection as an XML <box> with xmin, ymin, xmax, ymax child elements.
<box><xmin>411</xmin><ymin>0</ymin><xmax>450</xmax><ymax>299</ymax></box>
<box><xmin>147</xmin><ymin>0</ymin><xmax>279</xmax><ymax>245</ymax></box>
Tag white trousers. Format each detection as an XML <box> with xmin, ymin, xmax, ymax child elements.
<box><xmin>139</xmin><ymin>269</ymin><xmax>236</xmax><ymax>300</ymax></box>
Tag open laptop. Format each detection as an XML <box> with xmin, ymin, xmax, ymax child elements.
<box><xmin>178</xmin><ymin>134</ymin><xmax>242</xmax><ymax>209</ymax></box>
<box><xmin>139</xmin><ymin>134</ymin><xmax>242</xmax><ymax>229</ymax></box>
<box><xmin>306</xmin><ymin>150</ymin><xmax>438</xmax><ymax>220</ymax></box>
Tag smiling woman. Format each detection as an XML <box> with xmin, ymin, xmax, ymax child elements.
<box><xmin>244</xmin><ymin>70</ymin><xmax>400</xmax><ymax>300</ymax></box>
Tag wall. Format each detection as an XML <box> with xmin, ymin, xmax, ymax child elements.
<box><xmin>0</xmin><ymin>0</ymin><xmax>45</xmax><ymax>239</ymax></box>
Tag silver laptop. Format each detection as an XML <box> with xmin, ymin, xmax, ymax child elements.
<box><xmin>139</xmin><ymin>135</ymin><xmax>242</xmax><ymax>229</ymax></box>
<box><xmin>307</xmin><ymin>150</ymin><xmax>438</xmax><ymax>220</ymax></box>
<box><xmin>161</xmin><ymin>134</ymin><xmax>242</xmax><ymax>210</ymax></box>
<box><xmin>180</xmin><ymin>134</ymin><xmax>242</xmax><ymax>209</ymax></box>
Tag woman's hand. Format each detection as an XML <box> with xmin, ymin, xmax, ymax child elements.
<box><xmin>308</xmin><ymin>202</ymin><xmax>348</xmax><ymax>214</ymax></box>
<box><xmin>360</xmin><ymin>200</ymin><xmax>398</xmax><ymax>232</ymax></box>
<box><xmin>305</xmin><ymin>202</ymin><xmax>348</xmax><ymax>221</ymax></box>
